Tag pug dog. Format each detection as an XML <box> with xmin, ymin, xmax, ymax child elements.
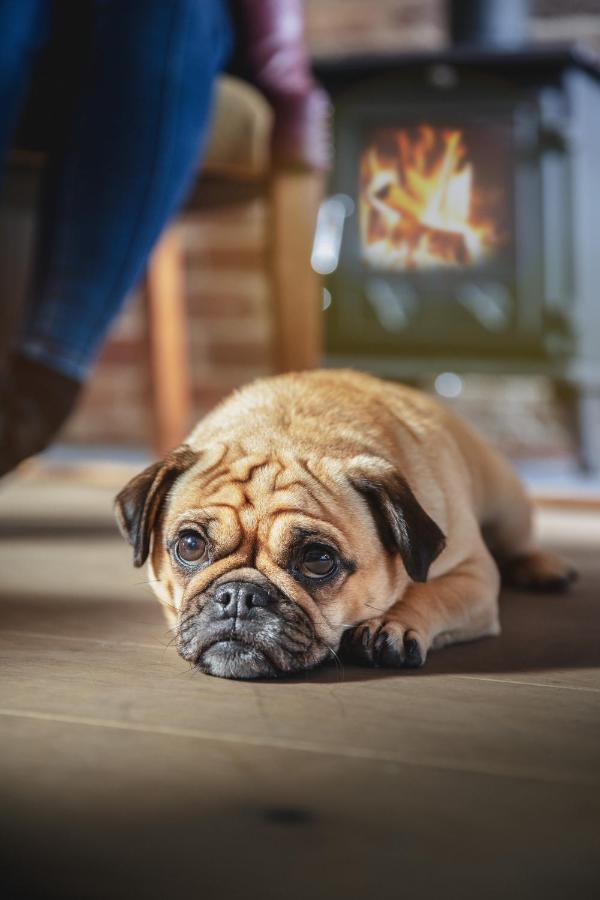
<box><xmin>115</xmin><ymin>369</ymin><xmax>576</xmax><ymax>679</ymax></box>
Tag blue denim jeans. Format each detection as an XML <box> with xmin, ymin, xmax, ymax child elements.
<box><xmin>0</xmin><ymin>0</ymin><xmax>232</xmax><ymax>380</ymax></box>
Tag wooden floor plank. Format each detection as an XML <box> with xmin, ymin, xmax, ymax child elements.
<box><xmin>1</xmin><ymin>473</ymin><xmax>599</xmax><ymax>899</ymax></box>
<box><xmin>2</xmin><ymin>715</ymin><xmax>599</xmax><ymax>900</ymax></box>
<box><xmin>2</xmin><ymin>627</ymin><xmax>599</xmax><ymax>787</ymax></box>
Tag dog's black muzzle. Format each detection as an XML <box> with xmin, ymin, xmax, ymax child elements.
<box><xmin>176</xmin><ymin>577</ymin><xmax>323</xmax><ymax>680</ymax></box>
<box><xmin>212</xmin><ymin>580</ymin><xmax>275</xmax><ymax>618</ymax></box>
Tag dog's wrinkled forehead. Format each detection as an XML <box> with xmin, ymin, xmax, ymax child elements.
<box><xmin>117</xmin><ymin>442</ymin><xmax>445</xmax><ymax>587</ymax></box>
<box><xmin>169</xmin><ymin>449</ymin><xmax>339</xmax><ymax>540</ymax></box>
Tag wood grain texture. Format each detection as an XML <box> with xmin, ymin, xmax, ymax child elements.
<box><xmin>270</xmin><ymin>171</ymin><xmax>325</xmax><ymax>372</ymax></box>
<box><xmin>0</xmin><ymin>473</ymin><xmax>599</xmax><ymax>900</ymax></box>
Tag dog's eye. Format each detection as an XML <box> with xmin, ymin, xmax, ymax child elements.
<box><xmin>175</xmin><ymin>530</ymin><xmax>207</xmax><ymax>564</ymax></box>
<box><xmin>300</xmin><ymin>543</ymin><xmax>337</xmax><ymax>578</ymax></box>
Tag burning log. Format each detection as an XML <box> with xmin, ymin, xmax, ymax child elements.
<box><xmin>359</xmin><ymin>126</ymin><xmax>503</xmax><ymax>270</ymax></box>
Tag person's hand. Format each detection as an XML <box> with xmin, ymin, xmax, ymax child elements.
<box><xmin>268</xmin><ymin>84</ymin><xmax>331</xmax><ymax>171</ymax></box>
<box><xmin>231</xmin><ymin>0</ymin><xmax>332</xmax><ymax>171</ymax></box>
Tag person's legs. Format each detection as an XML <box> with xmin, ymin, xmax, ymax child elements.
<box><xmin>0</xmin><ymin>0</ymin><xmax>50</xmax><ymax>165</ymax></box>
<box><xmin>0</xmin><ymin>0</ymin><xmax>231</xmax><ymax>475</ymax></box>
<box><xmin>20</xmin><ymin>0</ymin><xmax>232</xmax><ymax>380</ymax></box>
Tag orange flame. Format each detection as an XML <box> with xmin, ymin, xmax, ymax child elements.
<box><xmin>359</xmin><ymin>126</ymin><xmax>503</xmax><ymax>271</ymax></box>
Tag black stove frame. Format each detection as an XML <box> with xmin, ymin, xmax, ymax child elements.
<box><xmin>314</xmin><ymin>45</ymin><xmax>600</xmax><ymax>467</ymax></box>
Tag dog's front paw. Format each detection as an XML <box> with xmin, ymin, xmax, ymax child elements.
<box><xmin>342</xmin><ymin>617</ymin><xmax>428</xmax><ymax>669</ymax></box>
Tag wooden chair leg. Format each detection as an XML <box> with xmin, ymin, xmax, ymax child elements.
<box><xmin>143</xmin><ymin>226</ymin><xmax>192</xmax><ymax>456</ymax></box>
<box><xmin>270</xmin><ymin>171</ymin><xmax>325</xmax><ymax>372</ymax></box>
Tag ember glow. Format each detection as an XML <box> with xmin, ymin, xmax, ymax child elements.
<box><xmin>359</xmin><ymin>126</ymin><xmax>506</xmax><ymax>271</ymax></box>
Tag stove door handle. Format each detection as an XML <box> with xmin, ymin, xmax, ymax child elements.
<box><xmin>311</xmin><ymin>194</ymin><xmax>354</xmax><ymax>275</ymax></box>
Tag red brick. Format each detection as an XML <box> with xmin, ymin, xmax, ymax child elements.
<box><xmin>186</xmin><ymin>247</ymin><xmax>267</xmax><ymax>269</ymax></box>
<box><xmin>95</xmin><ymin>338</ymin><xmax>144</xmax><ymax>366</ymax></box>
<box><xmin>207</xmin><ymin>341</ymin><xmax>273</xmax><ymax>367</ymax></box>
<box><xmin>187</xmin><ymin>291</ymin><xmax>263</xmax><ymax>319</ymax></box>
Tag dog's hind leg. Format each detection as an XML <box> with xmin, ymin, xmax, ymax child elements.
<box><xmin>478</xmin><ymin>447</ymin><xmax>577</xmax><ymax>593</ymax></box>
<box><xmin>499</xmin><ymin>549</ymin><xmax>578</xmax><ymax>592</ymax></box>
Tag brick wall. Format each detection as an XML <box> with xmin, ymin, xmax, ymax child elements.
<box><xmin>64</xmin><ymin>198</ymin><xmax>275</xmax><ymax>448</ymax></box>
<box><xmin>305</xmin><ymin>0</ymin><xmax>445</xmax><ymax>57</ymax></box>
<box><xmin>304</xmin><ymin>0</ymin><xmax>600</xmax><ymax>55</ymax></box>
<box><xmin>64</xmin><ymin>0</ymin><xmax>600</xmax><ymax>452</ymax></box>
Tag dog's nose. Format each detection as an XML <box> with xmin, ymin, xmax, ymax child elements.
<box><xmin>213</xmin><ymin>581</ymin><xmax>273</xmax><ymax>618</ymax></box>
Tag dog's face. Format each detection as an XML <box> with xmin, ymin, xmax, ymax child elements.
<box><xmin>115</xmin><ymin>444</ymin><xmax>444</xmax><ymax>679</ymax></box>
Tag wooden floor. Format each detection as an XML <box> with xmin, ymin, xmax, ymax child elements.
<box><xmin>1</xmin><ymin>470</ymin><xmax>599</xmax><ymax>900</ymax></box>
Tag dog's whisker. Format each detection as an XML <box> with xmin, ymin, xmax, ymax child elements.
<box><xmin>314</xmin><ymin>606</ymin><xmax>337</xmax><ymax>633</ymax></box>
<box><xmin>160</xmin><ymin>601</ymin><xmax>179</xmax><ymax>613</ymax></box>
<box><xmin>365</xmin><ymin>601</ymin><xmax>387</xmax><ymax>614</ymax></box>
<box><xmin>325</xmin><ymin>643</ymin><xmax>345</xmax><ymax>681</ymax></box>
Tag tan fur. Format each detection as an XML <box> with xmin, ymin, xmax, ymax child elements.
<box><xmin>120</xmin><ymin>369</ymin><xmax>575</xmax><ymax>675</ymax></box>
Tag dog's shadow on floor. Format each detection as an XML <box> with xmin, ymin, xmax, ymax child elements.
<box><xmin>294</xmin><ymin>585</ymin><xmax>600</xmax><ymax>684</ymax></box>
<box><xmin>2</xmin><ymin>534</ymin><xmax>597</xmax><ymax>685</ymax></box>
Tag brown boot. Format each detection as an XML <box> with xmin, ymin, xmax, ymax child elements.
<box><xmin>0</xmin><ymin>354</ymin><xmax>81</xmax><ymax>477</ymax></box>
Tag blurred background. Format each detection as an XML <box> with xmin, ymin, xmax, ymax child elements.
<box><xmin>2</xmin><ymin>5</ymin><xmax>600</xmax><ymax>899</ymax></box>
<box><xmin>1</xmin><ymin>0</ymin><xmax>600</xmax><ymax>484</ymax></box>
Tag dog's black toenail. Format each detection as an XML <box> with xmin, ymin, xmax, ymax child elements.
<box><xmin>361</xmin><ymin>628</ymin><xmax>371</xmax><ymax>649</ymax></box>
<box><xmin>378</xmin><ymin>636</ymin><xmax>404</xmax><ymax>668</ymax></box>
<box><xmin>374</xmin><ymin>628</ymin><xmax>388</xmax><ymax>657</ymax></box>
<box><xmin>369</xmin><ymin>628</ymin><xmax>386</xmax><ymax>667</ymax></box>
<box><xmin>263</xmin><ymin>807</ymin><xmax>314</xmax><ymax>826</ymax></box>
<box><xmin>404</xmin><ymin>637</ymin><xmax>423</xmax><ymax>668</ymax></box>
<box><xmin>531</xmin><ymin>576</ymin><xmax>574</xmax><ymax>594</ymax></box>
<box><xmin>340</xmin><ymin>630</ymin><xmax>353</xmax><ymax>650</ymax></box>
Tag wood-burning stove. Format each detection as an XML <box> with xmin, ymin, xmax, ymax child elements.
<box><xmin>313</xmin><ymin>0</ymin><xmax>600</xmax><ymax>469</ymax></box>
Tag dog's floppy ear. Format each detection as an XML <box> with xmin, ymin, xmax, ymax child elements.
<box><xmin>350</xmin><ymin>469</ymin><xmax>446</xmax><ymax>582</ymax></box>
<box><xmin>115</xmin><ymin>445</ymin><xmax>198</xmax><ymax>567</ymax></box>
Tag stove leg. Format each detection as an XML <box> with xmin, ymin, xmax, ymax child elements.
<box><xmin>554</xmin><ymin>381</ymin><xmax>600</xmax><ymax>474</ymax></box>
<box><xmin>576</xmin><ymin>389</ymin><xmax>600</xmax><ymax>475</ymax></box>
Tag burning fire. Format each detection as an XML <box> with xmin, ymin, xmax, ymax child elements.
<box><xmin>359</xmin><ymin>126</ymin><xmax>503</xmax><ymax>270</ymax></box>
